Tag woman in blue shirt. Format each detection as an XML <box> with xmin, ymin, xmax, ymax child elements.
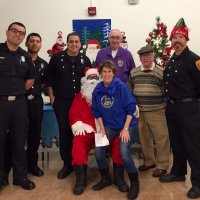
<box><xmin>92</xmin><ymin>60</ymin><xmax>139</xmax><ymax>200</ymax></box>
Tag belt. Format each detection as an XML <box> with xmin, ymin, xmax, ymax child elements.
<box><xmin>0</xmin><ymin>95</ymin><xmax>25</xmax><ymax>101</ymax></box>
<box><xmin>168</xmin><ymin>97</ymin><xmax>200</xmax><ymax>104</ymax></box>
<box><xmin>27</xmin><ymin>94</ymin><xmax>41</xmax><ymax>100</ymax></box>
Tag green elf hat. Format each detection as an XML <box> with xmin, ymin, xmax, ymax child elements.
<box><xmin>170</xmin><ymin>18</ymin><xmax>189</xmax><ymax>41</ymax></box>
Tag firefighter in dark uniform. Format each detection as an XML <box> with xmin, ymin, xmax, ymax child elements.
<box><xmin>0</xmin><ymin>22</ymin><xmax>35</xmax><ymax>190</ymax></box>
<box><xmin>159</xmin><ymin>18</ymin><xmax>200</xmax><ymax>199</ymax></box>
<box><xmin>47</xmin><ymin>32</ymin><xmax>92</xmax><ymax>179</ymax></box>
<box><xmin>25</xmin><ymin>33</ymin><xmax>48</xmax><ymax>177</ymax></box>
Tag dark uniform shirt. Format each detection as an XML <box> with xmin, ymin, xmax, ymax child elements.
<box><xmin>0</xmin><ymin>42</ymin><xmax>35</xmax><ymax>95</ymax></box>
<box><xmin>47</xmin><ymin>50</ymin><xmax>92</xmax><ymax>99</ymax></box>
<box><xmin>27</xmin><ymin>56</ymin><xmax>48</xmax><ymax>96</ymax></box>
<box><xmin>163</xmin><ymin>46</ymin><xmax>200</xmax><ymax>99</ymax></box>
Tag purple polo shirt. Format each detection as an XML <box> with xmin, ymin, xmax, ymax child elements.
<box><xmin>94</xmin><ymin>46</ymin><xmax>135</xmax><ymax>83</ymax></box>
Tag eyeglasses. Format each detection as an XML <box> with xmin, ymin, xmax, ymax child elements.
<box><xmin>87</xmin><ymin>75</ymin><xmax>99</xmax><ymax>80</ymax></box>
<box><xmin>140</xmin><ymin>53</ymin><xmax>154</xmax><ymax>58</ymax></box>
<box><xmin>109</xmin><ymin>36</ymin><xmax>121</xmax><ymax>41</ymax></box>
<box><xmin>9</xmin><ymin>28</ymin><xmax>26</xmax><ymax>36</ymax></box>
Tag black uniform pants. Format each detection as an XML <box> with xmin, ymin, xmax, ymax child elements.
<box><xmin>166</xmin><ymin>100</ymin><xmax>200</xmax><ymax>186</ymax></box>
<box><xmin>53</xmin><ymin>97</ymin><xmax>74</xmax><ymax>167</ymax></box>
<box><xmin>26</xmin><ymin>96</ymin><xmax>43</xmax><ymax>169</ymax></box>
<box><xmin>0</xmin><ymin>98</ymin><xmax>28</xmax><ymax>182</ymax></box>
<box><xmin>4</xmin><ymin>132</ymin><xmax>12</xmax><ymax>178</ymax></box>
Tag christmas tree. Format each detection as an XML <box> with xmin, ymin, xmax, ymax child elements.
<box><xmin>146</xmin><ymin>17</ymin><xmax>172</xmax><ymax>67</ymax></box>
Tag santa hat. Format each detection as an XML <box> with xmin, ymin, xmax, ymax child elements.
<box><xmin>84</xmin><ymin>67</ymin><xmax>99</xmax><ymax>79</ymax></box>
<box><xmin>87</xmin><ymin>39</ymin><xmax>100</xmax><ymax>49</ymax></box>
<box><xmin>57</xmin><ymin>31</ymin><xmax>63</xmax><ymax>40</ymax></box>
<box><xmin>170</xmin><ymin>18</ymin><xmax>189</xmax><ymax>41</ymax></box>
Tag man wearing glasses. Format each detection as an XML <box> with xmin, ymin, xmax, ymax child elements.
<box><xmin>94</xmin><ymin>29</ymin><xmax>135</xmax><ymax>83</ymax></box>
<box><xmin>128</xmin><ymin>45</ymin><xmax>170</xmax><ymax>178</ymax></box>
<box><xmin>0</xmin><ymin>22</ymin><xmax>36</xmax><ymax>190</ymax></box>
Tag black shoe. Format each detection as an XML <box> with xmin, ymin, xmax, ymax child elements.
<box><xmin>13</xmin><ymin>177</ymin><xmax>35</xmax><ymax>190</ymax></box>
<box><xmin>113</xmin><ymin>163</ymin><xmax>129</xmax><ymax>192</ymax></box>
<box><xmin>57</xmin><ymin>166</ymin><xmax>74</xmax><ymax>179</ymax></box>
<box><xmin>127</xmin><ymin>181</ymin><xmax>140</xmax><ymax>200</ymax></box>
<box><xmin>28</xmin><ymin>166</ymin><xmax>44</xmax><ymax>177</ymax></box>
<box><xmin>93</xmin><ymin>168</ymin><xmax>112</xmax><ymax>191</ymax></box>
<box><xmin>73</xmin><ymin>165</ymin><xmax>87</xmax><ymax>195</ymax></box>
<box><xmin>93</xmin><ymin>178</ymin><xmax>112</xmax><ymax>190</ymax></box>
<box><xmin>187</xmin><ymin>186</ymin><xmax>200</xmax><ymax>199</ymax></box>
<box><xmin>159</xmin><ymin>173</ymin><xmax>186</xmax><ymax>183</ymax></box>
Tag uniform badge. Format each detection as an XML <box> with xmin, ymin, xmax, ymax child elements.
<box><xmin>0</xmin><ymin>56</ymin><xmax>5</xmax><ymax>60</ymax></box>
<box><xmin>118</xmin><ymin>60</ymin><xmax>124</xmax><ymax>67</ymax></box>
<box><xmin>81</xmin><ymin>58</ymin><xmax>84</xmax><ymax>64</ymax></box>
<box><xmin>20</xmin><ymin>56</ymin><xmax>25</xmax><ymax>62</ymax></box>
<box><xmin>195</xmin><ymin>60</ymin><xmax>200</xmax><ymax>70</ymax></box>
<box><xmin>41</xmin><ymin>63</ymin><xmax>44</xmax><ymax>68</ymax></box>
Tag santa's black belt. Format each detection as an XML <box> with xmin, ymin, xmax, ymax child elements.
<box><xmin>168</xmin><ymin>97</ymin><xmax>200</xmax><ymax>104</ymax></box>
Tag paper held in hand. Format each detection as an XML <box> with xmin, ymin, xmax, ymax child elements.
<box><xmin>95</xmin><ymin>133</ymin><xmax>109</xmax><ymax>147</ymax></box>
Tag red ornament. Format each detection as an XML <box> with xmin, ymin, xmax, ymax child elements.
<box><xmin>146</xmin><ymin>38</ymin><xmax>151</xmax><ymax>43</ymax></box>
<box><xmin>163</xmin><ymin>33</ymin><xmax>168</xmax><ymax>38</ymax></box>
<box><xmin>149</xmin><ymin>32</ymin><xmax>154</xmax><ymax>37</ymax></box>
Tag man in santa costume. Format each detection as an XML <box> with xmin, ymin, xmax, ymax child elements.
<box><xmin>69</xmin><ymin>67</ymin><xmax>129</xmax><ymax>195</ymax></box>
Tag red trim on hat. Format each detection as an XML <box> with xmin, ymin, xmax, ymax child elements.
<box><xmin>170</xmin><ymin>27</ymin><xmax>189</xmax><ymax>40</ymax></box>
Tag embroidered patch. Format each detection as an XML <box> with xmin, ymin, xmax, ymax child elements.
<box><xmin>117</xmin><ymin>60</ymin><xmax>124</xmax><ymax>67</ymax></box>
<box><xmin>195</xmin><ymin>60</ymin><xmax>200</xmax><ymax>70</ymax></box>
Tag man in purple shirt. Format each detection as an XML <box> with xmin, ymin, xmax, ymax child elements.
<box><xmin>94</xmin><ymin>29</ymin><xmax>135</xmax><ymax>83</ymax></box>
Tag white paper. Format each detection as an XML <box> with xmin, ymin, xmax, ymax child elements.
<box><xmin>95</xmin><ymin>133</ymin><xmax>109</xmax><ymax>147</ymax></box>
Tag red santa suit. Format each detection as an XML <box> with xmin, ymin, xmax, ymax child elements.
<box><xmin>69</xmin><ymin>92</ymin><xmax>96</xmax><ymax>165</ymax></box>
<box><xmin>69</xmin><ymin>69</ymin><xmax>123</xmax><ymax>166</ymax></box>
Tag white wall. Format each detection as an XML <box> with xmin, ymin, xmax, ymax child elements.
<box><xmin>0</xmin><ymin>0</ymin><xmax>199</xmax><ymax>65</ymax></box>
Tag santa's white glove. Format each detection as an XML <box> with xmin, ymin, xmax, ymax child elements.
<box><xmin>76</xmin><ymin>126</ymin><xmax>86</xmax><ymax>135</ymax></box>
<box><xmin>84</xmin><ymin>125</ymin><xmax>94</xmax><ymax>133</ymax></box>
<box><xmin>71</xmin><ymin>121</ymin><xmax>95</xmax><ymax>136</ymax></box>
<box><xmin>71</xmin><ymin>121</ymin><xmax>85</xmax><ymax>136</ymax></box>
<box><xmin>134</xmin><ymin>105</ymin><xmax>139</xmax><ymax>118</ymax></box>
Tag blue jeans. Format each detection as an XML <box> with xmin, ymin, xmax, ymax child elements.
<box><xmin>95</xmin><ymin>126</ymin><xmax>138</xmax><ymax>174</ymax></box>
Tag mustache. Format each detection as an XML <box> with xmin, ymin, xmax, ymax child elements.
<box><xmin>172</xmin><ymin>41</ymin><xmax>182</xmax><ymax>47</ymax></box>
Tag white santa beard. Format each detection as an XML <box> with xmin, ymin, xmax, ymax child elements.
<box><xmin>81</xmin><ymin>79</ymin><xmax>100</xmax><ymax>105</ymax></box>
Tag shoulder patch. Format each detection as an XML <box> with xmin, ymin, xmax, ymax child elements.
<box><xmin>195</xmin><ymin>60</ymin><xmax>200</xmax><ymax>70</ymax></box>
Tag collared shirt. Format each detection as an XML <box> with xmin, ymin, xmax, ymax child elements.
<box><xmin>141</xmin><ymin>64</ymin><xmax>155</xmax><ymax>71</ymax></box>
<box><xmin>47</xmin><ymin>49</ymin><xmax>92</xmax><ymax>99</ymax></box>
<box><xmin>27</xmin><ymin>56</ymin><xmax>48</xmax><ymax>96</ymax></box>
<box><xmin>163</xmin><ymin>46</ymin><xmax>200</xmax><ymax>99</ymax></box>
<box><xmin>0</xmin><ymin>42</ymin><xmax>35</xmax><ymax>95</ymax></box>
<box><xmin>95</xmin><ymin>46</ymin><xmax>135</xmax><ymax>83</ymax></box>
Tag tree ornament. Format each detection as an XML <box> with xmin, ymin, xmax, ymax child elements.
<box><xmin>145</xmin><ymin>17</ymin><xmax>171</xmax><ymax>67</ymax></box>
<box><xmin>149</xmin><ymin>32</ymin><xmax>154</xmax><ymax>37</ymax></box>
<box><xmin>146</xmin><ymin>38</ymin><xmax>151</xmax><ymax>43</ymax></box>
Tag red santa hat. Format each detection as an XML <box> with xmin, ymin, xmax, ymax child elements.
<box><xmin>57</xmin><ymin>31</ymin><xmax>63</xmax><ymax>40</ymax></box>
<box><xmin>84</xmin><ymin>67</ymin><xmax>99</xmax><ymax>79</ymax></box>
<box><xmin>87</xmin><ymin>39</ymin><xmax>100</xmax><ymax>49</ymax></box>
<box><xmin>170</xmin><ymin>18</ymin><xmax>189</xmax><ymax>41</ymax></box>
